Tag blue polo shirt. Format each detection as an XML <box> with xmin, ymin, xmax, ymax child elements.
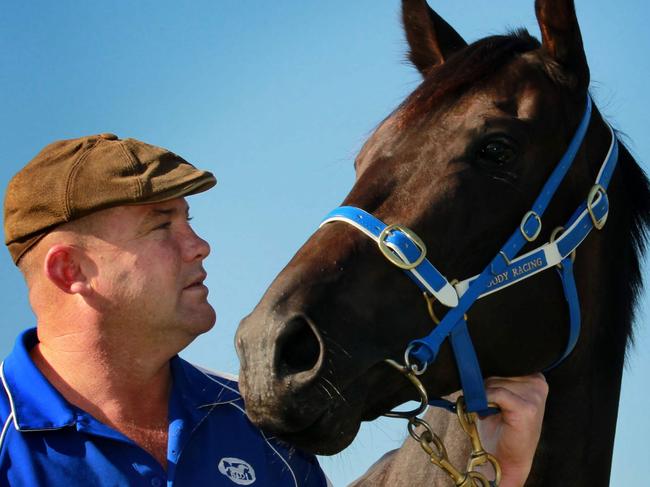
<box><xmin>0</xmin><ymin>328</ymin><xmax>329</xmax><ymax>487</ymax></box>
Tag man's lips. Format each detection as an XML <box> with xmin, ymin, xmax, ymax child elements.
<box><xmin>183</xmin><ymin>272</ymin><xmax>207</xmax><ymax>290</ymax></box>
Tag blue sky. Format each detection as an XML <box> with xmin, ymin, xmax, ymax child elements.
<box><xmin>1</xmin><ymin>1</ymin><xmax>648</xmax><ymax>485</ymax></box>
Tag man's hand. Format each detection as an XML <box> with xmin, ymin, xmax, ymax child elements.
<box><xmin>477</xmin><ymin>374</ymin><xmax>549</xmax><ymax>487</ymax></box>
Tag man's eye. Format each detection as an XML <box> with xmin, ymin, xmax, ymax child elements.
<box><xmin>156</xmin><ymin>222</ymin><xmax>172</xmax><ymax>230</ymax></box>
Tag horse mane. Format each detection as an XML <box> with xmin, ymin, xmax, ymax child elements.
<box><xmin>398</xmin><ymin>29</ymin><xmax>540</xmax><ymax>126</ymax></box>
<box><xmin>609</xmin><ymin>141</ymin><xmax>650</xmax><ymax>355</ymax></box>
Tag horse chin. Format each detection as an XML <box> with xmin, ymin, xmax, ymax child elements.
<box><xmin>274</xmin><ymin>405</ymin><xmax>362</xmax><ymax>455</ymax></box>
<box><xmin>276</xmin><ymin>388</ymin><xmax>422</xmax><ymax>454</ymax></box>
<box><xmin>270</xmin><ymin>389</ymin><xmax>412</xmax><ymax>454</ymax></box>
<box><xmin>240</xmin><ymin>360</ymin><xmax>419</xmax><ymax>454</ymax></box>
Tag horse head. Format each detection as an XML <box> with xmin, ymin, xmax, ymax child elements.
<box><xmin>235</xmin><ymin>2</ymin><xmax>650</xmax><ymax>475</ymax></box>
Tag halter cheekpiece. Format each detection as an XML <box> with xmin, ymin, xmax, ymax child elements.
<box><xmin>320</xmin><ymin>96</ymin><xmax>619</xmax><ymax>416</ymax></box>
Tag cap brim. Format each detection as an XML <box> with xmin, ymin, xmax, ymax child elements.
<box><xmin>8</xmin><ymin>172</ymin><xmax>217</xmax><ymax>265</ymax></box>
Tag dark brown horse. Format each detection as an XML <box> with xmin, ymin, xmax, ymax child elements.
<box><xmin>236</xmin><ymin>0</ymin><xmax>650</xmax><ymax>485</ymax></box>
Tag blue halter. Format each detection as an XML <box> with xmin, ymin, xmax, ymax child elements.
<box><xmin>321</xmin><ymin>96</ymin><xmax>619</xmax><ymax>416</ymax></box>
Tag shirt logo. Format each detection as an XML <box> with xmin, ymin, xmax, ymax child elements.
<box><xmin>218</xmin><ymin>457</ymin><xmax>256</xmax><ymax>485</ymax></box>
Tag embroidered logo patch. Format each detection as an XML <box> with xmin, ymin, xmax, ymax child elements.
<box><xmin>218</xmin><ymin>457</ymin><xmax>256</xmax><ymax>485</ymax></box>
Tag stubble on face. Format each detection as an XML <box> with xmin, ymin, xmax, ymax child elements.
<box><xmin>79</xmin><ymin>200</ymin><xmax>217</xmax><ymax>353</ymax></box>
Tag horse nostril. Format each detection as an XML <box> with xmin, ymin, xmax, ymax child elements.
<box><xmin>275</xmin><ymin>316</ymin><xmax>323</xmax><ymax>380</ymax></box>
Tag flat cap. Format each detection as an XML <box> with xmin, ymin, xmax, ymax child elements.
<box><xmin>4</xmin><ymin>133</ymin><xmax>216</xmax><ymax>264</ymax></box>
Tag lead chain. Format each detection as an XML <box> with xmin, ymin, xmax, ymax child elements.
<box><xmin>456</xmin><ymin>397</ymin><xmax>502</xmax><ymax>486</ymax></box>
<box><xmin>383</xmin><ymin>292</ymin><xmax>501</xmax><ymax>486</ymax></box>
<box><xmin>408</xmin><ymin>414</ymin><xmax>495</xmax><ymax>487</ymax></box>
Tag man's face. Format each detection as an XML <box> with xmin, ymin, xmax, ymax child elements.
<box><xmin>83</xmin><ymin>197</ymin><xmax>216</xmax><ymax>347</ymax></box>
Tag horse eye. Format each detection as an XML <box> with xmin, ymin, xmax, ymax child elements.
<box><xmin>478</xmin><ymin>141</ymin><xmax>516</xmax><ymax>166</ymax></box>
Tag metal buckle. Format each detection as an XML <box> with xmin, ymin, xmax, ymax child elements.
<box><xmin>520</xmin><ymin>210</ymin><xmax>542</xmax><ymax>242</ymax></box>
<box><xmin>587</xmin><ymin>184</ymin><xmax>608</xmax><ymax>230</ymax></box>
<box><xmin>378</xmin><ymin>224</ymin><xmax>427</xmax><ymax>270</ymax></box>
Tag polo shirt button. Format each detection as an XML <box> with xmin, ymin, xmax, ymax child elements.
<box><xmin>151</xmin><ymin>477</ymin><xmax>162</xmax><ymax>487</ymax></box>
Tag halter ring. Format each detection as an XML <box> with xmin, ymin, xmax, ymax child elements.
<box><xmin>378</xmin><ymin>224</ymin><xmax>427</xmax><ymax>270</ymax></box>
<box><xmin>382</xmin><ymin>359</ymin><xmax>429</xmax><ymax>418</ymax></box>
<box><xmin>550</xmin><ymin>226</ymin><xmax>576</xmax><ymax>265</ymax></box>
<box><xmin>587</xmin><ymin>184</ymin><xmax>609</xmax><ymax>230</ymax></box>
<box><xmin>404</xmin><ymin>342</ymin><xmax>429</xmax><ymax>375</ymax></box>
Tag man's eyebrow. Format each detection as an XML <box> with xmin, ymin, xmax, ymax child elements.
<box><xmin>151</xmin><ymin>208</ymin><xmax>176</xmax><ymax>216</ymax></box>
<box><xmin>142</xmin><ymin>205</ymin><xmax>190</xmax><ymax>223</ymax></box>
<box><xmin>154</xmin><ymin>203</ymin><xmax>190</xmax><ymax>216</ymax></box>
<box><xmin>151</xmin><ymin>208</ymin><xmax>179</xmax><ymax>216</ymax></box>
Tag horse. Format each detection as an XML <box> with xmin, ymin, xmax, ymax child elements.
<box><xmin>235</xmin><ymin>0</ymin><xmax>650</xmax><ymax>485</ymax></box>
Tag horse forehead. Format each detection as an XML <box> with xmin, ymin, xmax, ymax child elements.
<box><xmin>385</xmin><ymin>85</ymin><xmax>543</xmax><ymax>143</ymax></box>
<box><xmin>457</xmin><ymin>86</ymin><xmax>545</xmax><ymax>124</ymax></box>
<box><xmin>354</xmin><ymin>57</ymin><xmax>553</xmax><ymax>176</ymax></box>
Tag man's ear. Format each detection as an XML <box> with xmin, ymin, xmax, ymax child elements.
<box><xmin>43</xmin><ymin>245</ymin><xmax>93</xmax><ymax>296</ymax></box>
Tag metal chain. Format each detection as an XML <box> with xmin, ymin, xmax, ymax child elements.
<box><xmin>408</xmin><ymin>416</ymin><xmax>480</xmax><ymax>486</ymax></box>
<box><xmin>404</xmin><ymin>398</ymin><xmax>500</xmax><ymax>486</ymax></box>
<box><xmin>383</xmin><ymin>358</ymin><xmax>501</xmax><ymax>486</ymax></box>
<box><xmin>382</xmin><ymin>291</ymin><xmax>502</xmax><ymax>486</ymax></box>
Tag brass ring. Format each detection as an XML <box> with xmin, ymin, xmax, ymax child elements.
<box><xmin>467</xmin><ymin>453</ymin><xmax>502</xmax><ymax>486</ymax></box>
<box><xmin>422</xmin><ymin>291</ymin><xmax>467</xmax><ymax>327</ymax></box>
<box><xmin>467</xmin><ymin>470</ymin><xmax>495</xmax><ymax>487</ymax></box>
<box><xmin>382</xmin><ymin>359</ymin><xmax>429</xmax><ymax>419</ymax></box>
<box><xmin>423</xmin><ymin>292</ymin><xmax>441</xmax><ymax>325</ymax></box>
<box><xmin>407</xmin><ymin>416</ymin><xmax>434</xmax><ymax>443</ymax></box>
<box><xmin>455</xmin><ymin>397</ymin><xmax>500</xmax><ymax>432</ymax></box>
<box><xmin>549</xmin><ymin>226</ymin><xmax>576</xmax><ymax>264</ymax></box>
<box><xmin>407</xmin><ymin>417</ymin><xmax>448</xmax><ymax>462</ymax></box>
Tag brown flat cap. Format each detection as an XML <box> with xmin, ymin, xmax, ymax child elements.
<box><xmin>4</xmin><ymin>133</ymin><xmax>216</xmax><ymax>264</ymax></box>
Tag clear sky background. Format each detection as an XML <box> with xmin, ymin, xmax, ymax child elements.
<box><xmin>1</xmin><ymin>1</ymin><xmax>648</xmax><ymax>485</ymax></box>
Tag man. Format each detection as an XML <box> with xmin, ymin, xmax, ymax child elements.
<box><xmin>0</xmin><ymin>133</ymin><xmax>545</xmax><ymax>486</ymax></box>
<box><xmin>0</xmin><ymin>133</ymin><xmax>327</xmax><ymax>486</ymax></box>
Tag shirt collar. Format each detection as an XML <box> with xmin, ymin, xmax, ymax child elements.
<box><xmin>1</xmin><ymin>328</ymin><xmax>77</xmax><ymax>431</ymax></box>
<box><xmin>1</xmin><ymin>328</ymin><xmax>242</xmax><ymax>431</ymax></box>
<box><xmin>169</xmin><ymin>355</ymin><xmax>242</xmax><ymax>409</ymax></box>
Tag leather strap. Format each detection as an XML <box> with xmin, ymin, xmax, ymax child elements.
<box><xmin>321</xmin><ymin>207</ymin><xmax>458</xmax><ymax>307</ymax></box>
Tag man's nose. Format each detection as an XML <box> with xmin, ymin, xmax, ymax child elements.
<box><xmin>183</xmin><ymin>226</ymin><xmax>211</xmax><ymax>261</ymax></box>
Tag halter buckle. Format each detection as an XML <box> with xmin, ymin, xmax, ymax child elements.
<box><xmin>378</xmin><ymin>224</ymin><xmax>427</xmax><ymax>270</ymax></box>
<box><xmin>520</xmin><ymin>211</ymin><xmax>542</xmax><ymax>242</ymax></box>
<box><xmin>587</xmin><ymin>184</ymin><xmax>609</xmax><ymax>230</ymax></box>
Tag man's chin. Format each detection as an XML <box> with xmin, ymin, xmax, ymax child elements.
<box><xmin>179</xmin><ymin>306</ymin><xmax>217</xmax><ymax>338</ymax></box>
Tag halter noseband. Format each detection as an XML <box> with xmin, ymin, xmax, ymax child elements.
<box><xmin>320</xmin><ymin>96</ymin><xmax>619</xmax><ymax>415</ymax></box>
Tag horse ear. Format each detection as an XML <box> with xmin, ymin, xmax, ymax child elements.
<box><xmin>402</xmin><ymin>0</ymin><xmax>467</xmax><ymax>76</ymax></box>
<box><xmin>535</xmin><ymin>0</ymin><xmax>590</xmax><ymax>91</ymax></box>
